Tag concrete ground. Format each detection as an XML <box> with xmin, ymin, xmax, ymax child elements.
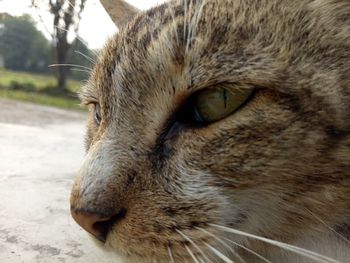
<box><xmin>0</xmin><ymin>99</ymin><xmax>119</xmax><ymax>262</ymax></box>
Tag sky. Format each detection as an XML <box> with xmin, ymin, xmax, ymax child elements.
<box><xmin>0</xmin><ymin>0</ymin><xmax>166</xmax><ymax>49</ymax></box>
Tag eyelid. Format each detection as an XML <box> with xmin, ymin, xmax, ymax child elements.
<box><xmin>85</xmin><ymin>102</ymin><xmax>99</xmax><ymax>113</ymax></box>
<box><xmin>83</xmin><ymin>99</ymin><xmax>99</xmax><ymax>106</ymax></box>
<box><xmin>78</xmin><ymin>83</ymin><xmax>98</xmax><ymax>106</ymax></box>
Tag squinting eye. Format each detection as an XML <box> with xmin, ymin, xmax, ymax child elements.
<box><xmin>191</xmin><ymin>87</ymin><xmax>253</xmax><ymax>123</ymax></box>
<box><xmin>94</xmin><ymin>103</ymin><xmax>102</xmax><ymax>125</ymax></box>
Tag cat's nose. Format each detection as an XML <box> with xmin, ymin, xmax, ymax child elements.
<box><xmin>71</xmin><ymin>208</ymin><xmax>127</xmax><ymax>242</ymax></box>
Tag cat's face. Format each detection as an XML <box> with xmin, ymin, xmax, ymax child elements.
<box><xmin>70</xmin><ymin>0</ymin><xmax>350</xmax><ymax>262</ymax></box>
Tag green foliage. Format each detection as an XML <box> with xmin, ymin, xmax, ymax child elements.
<box><xmin>0</xmin><ymin>14</ymin><xmax>52</xmax><ymax>74</ymax></box>
<box><xmin>0</xmin><ymin>12</ymin><xmax>95</xmax><ymax>90</ymax></box>
<box><xmin>0</xmin><ymin>89</ymin><xmax>83</xmax><ymax>110</ymax></box>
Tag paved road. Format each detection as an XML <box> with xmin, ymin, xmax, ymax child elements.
<box><xmin>0</xmin><ymin>99</ymin><xmax>119</xmax><ymax>262</ymax></box>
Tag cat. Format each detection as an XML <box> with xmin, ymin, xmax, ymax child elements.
<box><xmin>70</xmin><ymin>0</ymin><xmax>350</xmax><ymax>262</ymax></box>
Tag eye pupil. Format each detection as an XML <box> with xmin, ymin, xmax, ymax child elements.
<box><xmin>223</xmin><ymin>89</ymin><xmax>228</xmax><ymax>108</ymax></box>
<box><xmin>193</xmin><ymin>107</ymin><xmax>204</xmax><ymax>123</ymax></box>
<box><xmin>95</xmin><ymin>112</ymin><xmax>101</xmax><ymax>124</ymax></box>
<box><xmin>94</xmin><ymin>104</ymin><xmax>101</xmax><ymax>125</ymax></box>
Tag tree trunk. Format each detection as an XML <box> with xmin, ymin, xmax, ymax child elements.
<box><xmin>55</xmin><ymin>32</ymin><xmax>69</xmax><ymax>92</ymax></box>
<box><xmin>42</xmin><ymin>0</ymin><xmax>87</xmax><ymax>92</ymax></box>
<box><xmin>57</xmin><ymin>64</ymin><xmax>67</xmax><ymax>91</ymax></box>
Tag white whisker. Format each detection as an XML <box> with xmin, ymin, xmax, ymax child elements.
<box><xmin>196</xmin><ymin>227</ymin><xmax>246</xmax><ymax>263</ymax></box>
<box><xmin>69</xmin><ymin>68</ymin><xmax>91</xmax><ymax>74</ymax></box>
<box><xmin>168</xmin><ymin>245</ymin><xmax>175</xmax><ymax>263</ymax></box>
<box><xmin>67</xmin><ymin>0</ymin><xmax>76</xmax><ymax>11</ymax></box>
<box><xmin>176</xmin><ymin>229</ymin><xmax>213</xmax><ymax>263</ymax></box>
<box><xmin>205</xmin><ymin>242</ymin><xmax>235</xmax><ymax>263</ymax></box>
<box><xmin>74</xmin><ymin>50</ymin><xmax>96</xmax><ymax>64</ymax></box>
<box><xmin>223</xmin><ymin>237</ymin><xmax>272</xmax><ymax>263</ymax></box>
<box><xmin>54</xmin><ymin>25</ymin><xmax>99</xmax><ymax>56</ymax></box>
<box><xmin>168</xmin><ymin>4</ymin><xmax>179</xmax><ymax>45</ymax></box>
<box><xmin>185</xmin><ymin>245</ymin><xmax>200</xmax><ymax>263</ymax></box>
<box><xmin>307</xmin><ymin>209</ymin><xmax>350</xmax><ymax>246</ymax></box>
<box><xmin>185</xmin><ymin>0</ymin><xmax>194</xmax><ymax>53</ymax></box>
<box><xmin>48</xmin><ymin>63</ymin><xmax>92</xmax><ymax>71</ymax></box>
<box><xmin>183</xmin><ymin>0</ymin><xmax>188</xmax><ymax>43</ymax></box>
<box><xmin>153</xmin><ymin>242</ymin><xmax>159</xmax><ymax>263</ymax></box>
<box><xmin>187</xmin><ymin>0</ymin><xmax>207</xmax><ymax>54</ymax></box>
<box><xmin>210</xmin><ymin>224</ymin><xmax>342</xmax><ymax>263</ymax></box>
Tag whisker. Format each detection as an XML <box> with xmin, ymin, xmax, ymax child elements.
<box><xmin>48</xmin><ymin>64</ymin><xmax>92</xmax><ymax>71</ymax></box>
<box><xmin>70</xmin><ymin>68</ymin><xmax>91</xmax><ymax>74</ymax></box>
<box><xmin>223</xmin><ymin>237</ymin><xmax>272</xmax><ymax>263</ymax></box>
<box><xmin>185</xmin><ymin>245</ymin><xmax>201</xmax><ymax>263</ymax></box>
<box><xmin>183</xmin><ymin>0</ymin><xmax>188</xmax><ymax>43</ymax></box>
<box><xmin>176</xmin><ymin>229</ymin><xmax>213</xmax><ymax>263</ymax></box>
<box><xmin>168</xmin><ymin>4</ymin><xmax>179</xmax><ymax>45</ymax></box>
<box><xmin>67</xmin><ymin>0</ymin><xmax>85</xmax><ymax>27</ymax></box>
<box><xmin>210</xmin><ymin>224</ymin><xmax>341</xmax><ymax>263</ymax></box>
<box><xmin>306</xmin><ymin>209</ymin><xmax>350</xmax><ymax>246</ymax></box>
<box><xmin>185</xmin><ymin>0</ymin><xmax>194</xmax><ymax>53</ymax></box>
<box><xmin>153</xmin><ymin>242</ymin><xmax>159</xmax><ymax>263</ymax></box>
<box><xmin>74</xmin><ymin>50</ymin><xmax>96</xmax><ymax>64</ymax></box>
<box><xmin>54</xmin><ymin>25</ymin><xmax>99</xmax><ymax>56</ymax></box>
<box><xmin>205</xmin><ymin>242</ymin><xmax>235</xmax><ymax>263</ymax></box>
<box><xmin>67</xmin><ymin>0</ymin><xmax>79</xmax><ymax>12</ymax></box>
<box><xmin>196</xmin><ymin>227</ymin><xmax>246</xmax><ymax>263</ymax></box>
<box><xmin>168</xmin><ymin>245</ymin><xmax>175</xmax><ymax>263</ymax></box>
<box><xmin>144</xmin><ymin>15</ymin><xmax>173</xmax><ymax>54</ymax></box>
<box><xmin>187</xmin><ymin>0</ymin><xmax>207</xmax><ymax>55</ymax></box>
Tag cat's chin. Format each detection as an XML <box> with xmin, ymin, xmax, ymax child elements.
<box><xmin>88</xmin><ymin>236</ymin><xmax>128</xmax><ymax>262</ymax></box>
<box><xmin>89</xmin><ymin>234</ymin><xmax>107</xmax><ymax>249</ymax></box>
<box><xmin>97</xmin><ymin>245</ymin><xmax>169</xmax><ymax>263</ymax></box>
<box><xmin>88</xmin><ymin>235</ymin><xmax>147</xmax><ymax>263</ymax></box>
<box><xmin>108</xmin><ymin>253</ymin><xmax>194</xmax><ymax>263</ymax></box>
<box><xmin>99</xmin><ymin>234</ymin><xmax>207</xmax><ymax>263</ymax></box>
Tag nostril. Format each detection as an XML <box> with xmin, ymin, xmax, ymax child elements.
<box><xmin>71</xmin><ymin>207</ymin><xmax>127</xmax><ymax>243</ymax></box>
<box><xmin>92</xmin><ymin>209</ymin><xmax>127</xmax><ymax>242</ymax></box>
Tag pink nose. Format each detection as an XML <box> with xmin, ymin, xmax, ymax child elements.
<box><xmin>71</xmin><ymin>208</ymin><xmax>126</xmax><ymax>242</ymax></box>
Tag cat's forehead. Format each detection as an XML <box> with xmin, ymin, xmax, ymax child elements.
<box><xmin>86</xmin><ymin>0</ymin><xmax>349</xmax><ymax>116</ymax></box>
<box><xmin>88</xmin><ymin>1</ymin><xmax>196</xmax><ymax>108</ymax></box>
<box><xmin>90</xmin><ymin>0</ymin><xmax>272</xmax><ymax>102</ymax></box>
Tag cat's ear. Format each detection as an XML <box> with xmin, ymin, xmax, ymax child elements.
<box><xmin>100</xmin><ymin>0</ymin><xmax>140</xmax><ymax>28</ymax></box>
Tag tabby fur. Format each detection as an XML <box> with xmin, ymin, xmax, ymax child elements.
<box><xmin>71</xmin><ymin>0</ymin><xmax>350</xmax><ymax>262</ymax></box>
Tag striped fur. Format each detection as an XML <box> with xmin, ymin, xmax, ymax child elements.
<box><xmin>71</xmin><ymin>0</ymin><xmax>350</xmax><ymax>262</ymax></box>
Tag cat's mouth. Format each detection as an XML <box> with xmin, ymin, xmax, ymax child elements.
<box><xmin>92</xmin><ymin>208</ymin><xmax>127</xmax><ymax>242</ymax></box>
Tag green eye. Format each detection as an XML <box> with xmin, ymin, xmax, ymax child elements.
<box><xmin>192</xmin><ymin>87</ymin><xmax>253</xmax><ymax>123</ymax></box>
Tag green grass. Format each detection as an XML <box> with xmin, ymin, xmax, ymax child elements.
<box><xmin>0</xmin><ymin>89</ymin><xmax>82</xmax><ymax>110</ymax></box>
<box><xmin>0</xmin><ymin>68</ymin><xmax>82</xmax><ymax>92</ymax></box>
<box><xmin>0</xmin><ymin>68</ymin><xmax>85</xmax><ymax>110</ymax></box>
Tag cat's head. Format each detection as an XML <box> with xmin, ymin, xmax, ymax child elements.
<box><xmin>70</xmin><ymin>0</ymin><xmax>350</xmax><ymax>262</ymax></box>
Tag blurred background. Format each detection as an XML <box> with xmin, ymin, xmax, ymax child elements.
<box><xmin>0</xmin><ymin>0</ymin><xmax>164</xmax><ymax>108</ymax></box>
<box><xmin>0</xmin><ymin>0</ymin><xmax>164</xmax><ymax>262</ymax></box>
